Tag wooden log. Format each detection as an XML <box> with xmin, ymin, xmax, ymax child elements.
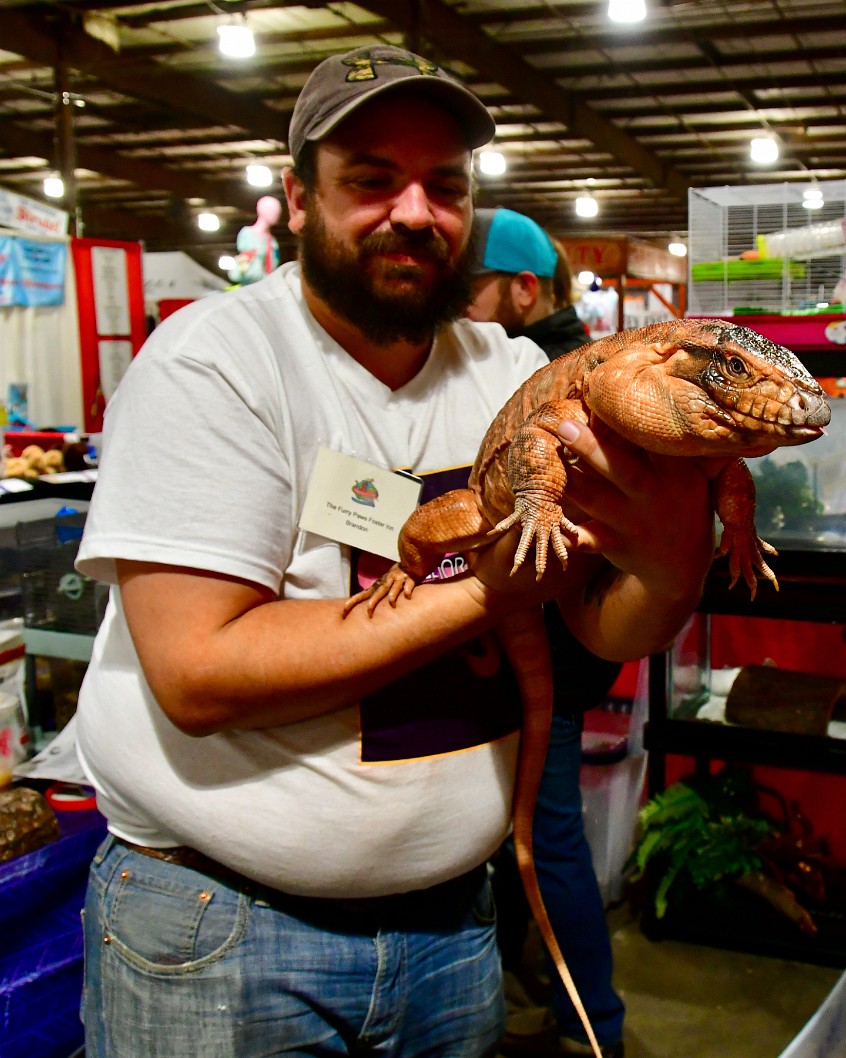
<box><xmin>725</xmin><ymin>665</ymin><xmax>846</xmax><ymax>736</ymax></box>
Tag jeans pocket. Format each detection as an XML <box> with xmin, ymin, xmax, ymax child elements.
<box><xmin>102</xmin><ymin>852</ymin><xmax>250</xmax><ymax>974</ymax></box>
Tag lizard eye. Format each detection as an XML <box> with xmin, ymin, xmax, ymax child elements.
<box><xmin>725</xmin><ymin>355</ymin><xmax>748</xmax><ymax>377</ymax></box>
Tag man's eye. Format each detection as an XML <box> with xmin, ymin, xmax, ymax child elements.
<box><xmin>352</xmin><ymin>175</ymin><xmax>391</xmax><ymax>190</ymax></box>
<box><xmin>431</xmin><ymin>184</ymin><xmax>466</xmax><ymax>200</ymax></box>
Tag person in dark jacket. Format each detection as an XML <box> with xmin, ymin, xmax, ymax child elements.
<box><xmin>466</xmin><ymin>207</ymin><xmax>590</xmax><ymax>359</ymax></box>
<box><xmin>468</xmin><ymin>206</ymin><xmax>625</xmax><ymax>1058</ymax></box>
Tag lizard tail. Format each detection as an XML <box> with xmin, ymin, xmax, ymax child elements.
<box><xmin>499</xmin><ymin>608</ymin><xmax>604</xmax><ymax>1058</ymax></box>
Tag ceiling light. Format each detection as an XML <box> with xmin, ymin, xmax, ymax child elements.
<box><xmin>668</xmin><ymin>241</ymin><xmax>687</xmax><ymax>257</ymax></box>
<box><xmin>43</xmin><ymin>174</ymin><xmax>64</xmax><ymax>199</ymax></box>
<box><xmin>197</xmin><ymin>212</ymin><xmax>220</xmax><ymax>232</ymax></box>
<box><xmin>575</xmin><ymin>195</ymin><xmax>599</xmax><ymax>218</ymax></box>
<box><xmin>217</xmin><ymin>20</ymin><xmax>255</xmax><ymax>59</ymax></box>
<box><xmin>478</xmin><ymin>151</ymin><xmax>506</xmax><ymax>177</ymax></box>
<box><xmin>218</xmin><ymin>255</ymin><xmax>237</xmax><ymax>271</ymax></box>
<box><xmin>750</xmin><ymin>136</ymin><xmax>779</xmax><ymax>164</ymax></box>
<box><xmin>246</xmin><ymin>163</ymin><xmax>273</xmax><ymax>187</ymax></box>
<box><xmin>802</xmin><ymin>186</ymin><xmax>824</xmax><ymax>209</ymax></box>
<box><xmin>608</xmin><ymin>0</ymin><xmax>647</xmax><ymax>24</ymax></box>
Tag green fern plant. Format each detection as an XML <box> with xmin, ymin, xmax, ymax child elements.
<box><xmin>628</xmin><ymin>780</ymin><xmax>776</xmax><ymax>919</ymax></box>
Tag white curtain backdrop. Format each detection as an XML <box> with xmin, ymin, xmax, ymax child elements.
<box><xmin>0</xmin><ymin>240</ymin><xmax>83</xmax><ymax>430</ymax></box>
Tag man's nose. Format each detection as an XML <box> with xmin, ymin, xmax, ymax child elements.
<box><xmin>390</xmin><ymin>182</ymin><xmax>435</xmax><ymax>230</ymax></box>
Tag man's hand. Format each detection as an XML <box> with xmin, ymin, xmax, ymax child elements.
<box><xmin>466</xmin><ymin>418</ymin><xmax>714</xmax><ymax>663</ymax></box>
<box><xmin>553</xmin><ymin>419</ymin><xmax>714</xmax><ymax>602</ymax></box>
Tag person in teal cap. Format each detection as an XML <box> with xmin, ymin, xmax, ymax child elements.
<box><xmin>468</xmin><ymin>206</ymin><xmax>625</xmax><ymax>1058</ymax></box>
<box><xmin>466</xmin><ymin>207</ymin><xmax>589</xmax><ymax>360</ymax></box>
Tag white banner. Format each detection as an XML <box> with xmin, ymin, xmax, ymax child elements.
<box><xmin>0</xmin><ymin>185</ymin><xmax>69</xmax><ymax>239</ymax></box>
<box><xmin>91</xmin><ymin>245</ymin><xmax>130</xmax><ymax>336</ymax></box>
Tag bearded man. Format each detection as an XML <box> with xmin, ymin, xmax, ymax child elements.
<box><xmin>75</xmin><ymin>44</ymin><xmax>712</xmax><ymax>1058</ymax></box>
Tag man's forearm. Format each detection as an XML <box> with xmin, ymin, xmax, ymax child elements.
<box><xmin>122</xmin><ymin>566</ymin><xmax>508</xmax><ymax>737</ymax></box>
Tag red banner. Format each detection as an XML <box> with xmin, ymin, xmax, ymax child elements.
<box><xmin>71</xmin><ymin>237</ymin><xmax>146</xmax><ymax>432</ymax></box>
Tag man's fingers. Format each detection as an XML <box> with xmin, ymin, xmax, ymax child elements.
<box><xmin>556</xmin><ymin>420</ymin><xmax>651</xmax><ymax>497</ymax></box>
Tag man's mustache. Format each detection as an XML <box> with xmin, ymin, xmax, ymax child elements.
<box><xmin>361</xmin><ymin>231</ymin><xmax>451</xmax><ymax>264</ymax></box>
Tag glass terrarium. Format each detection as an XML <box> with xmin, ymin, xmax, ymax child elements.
<box><xmin>666</xmin><ymin>610</ymin><xmax>846</xmax><ymax>737</ymax></box>
<box><xmin>745</xmin><ymin>396</ymin><xmax>846</xmax><ymax>552</ymax></box>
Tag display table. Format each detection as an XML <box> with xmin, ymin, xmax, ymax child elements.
<box><xmin>0</xmin><ymin>797</ymin><xmax>106</xmax><ymax>1058</ymax></box>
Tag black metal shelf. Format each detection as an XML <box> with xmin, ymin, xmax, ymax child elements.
<box><xmin>701</xmin><ymin>547</ymin><xmax>846</xmax><ymax>623</ymax></box>
<box><xmin>641</xmin><ymin>879</ymin><xmax>846</xmax><ymax>970</ymax></box>
<box><xmin>645</xmin><ymin>717</ymin><xmax>846</xmax><ymax>777</ymax></box>
<box><xmin>644</xmin><ymin>547</ymin><xmax>846</xmax><ymax>966</ymax></box>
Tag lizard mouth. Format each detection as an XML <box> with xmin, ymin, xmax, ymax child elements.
<box><xmin>716</xmin><ymin>382</ymin><xmax>831</xmax><ymax>441</ymax></box>
<box><xmin>729</xmin><ymin>416</ymin><xmax>826</xmax><ymax>456</ymax></box>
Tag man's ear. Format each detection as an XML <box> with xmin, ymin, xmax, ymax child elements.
<box><xmin>511</xmin><ymin>271</ymin><xmax>540</xmax><ymax>310</ymax></box>
<box><xmin>283</xmin><ymin>167</ymin><xmax>306</xmax><ymax>235</ymax></box>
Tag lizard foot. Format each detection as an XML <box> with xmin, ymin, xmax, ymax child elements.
<box><xmin>715</xmin><ymin>530</ymin><xmax>779</xmax><ymax>601</ymax></box>
<box><xmin>342</xmin><ymin>566</ymin><xmax>418</xmax><ymax>618</ymax></box>
<box><xmin>490</xmin><ymin>500</ymin><xmax>580</xmax><ymax>579</ymax></box>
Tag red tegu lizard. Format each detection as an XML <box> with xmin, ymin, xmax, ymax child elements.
<box><xmin>343</xmin><ymin>318</ymin><xmax>831</xmax><ymax>1058</ymax></box>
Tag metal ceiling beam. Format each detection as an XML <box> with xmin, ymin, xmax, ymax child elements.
<box><xmin>0</xmin><ymin>118</ymin><xmax>261</xmax><ymax>212</ymax></box>
<box><xmin>357</xmin><ymin>0</ymin><xmax>691</xmax><ymax>200</ymax></box>
<box><xmin>0</xmin><ymin>9</ymin><xmax>284</xmax><ymax>141</ymax></box>
<box><xmin>519</xmin><ymin>43</ymin><xmax>846</xmax><ymax>79</ymax></box>
<box><xmin>584</xmin><ymin>68</ymin><xmax>846</xmax><ymax>101</ymax></box>
<box><xmin>468</xmin><ymin>10</ymin><xmax>845</xmax><ymax>51</ymax></box>
<box><xmin>78</xmin><ymin>200</ymin><xmax>194</xmax><ymax>244</ymax></box>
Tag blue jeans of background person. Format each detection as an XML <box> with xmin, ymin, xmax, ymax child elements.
<box><xmin>493</xmin><ymin>712</ymin><xmax>625</xmax><ymax>1048</ymax></box>
<box><xmin>82</xmin><ymin>836</ymin><xmax>505</xmax><ymax>1058</ymax></box>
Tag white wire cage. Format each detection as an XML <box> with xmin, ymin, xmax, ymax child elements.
<box><xmin>687</xmin><ymin>180</ymin><xmax>846</xmax><ymax>318</ymax></box>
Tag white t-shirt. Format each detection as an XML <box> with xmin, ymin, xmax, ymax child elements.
<box><xmin>76</xmin><ymin>263</ymin><xmax>547</xmax><ymax>898</ymax></box>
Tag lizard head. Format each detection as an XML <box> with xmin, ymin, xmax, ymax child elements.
<box><xmin>672</xmin><ymin>319</ymin><xmax>830</xmax><ymax>455</ymax></box>
<box><xmin>585</xmin><ymin>318</ymin><xmax>830</xmax><ymax>458</ymax></box>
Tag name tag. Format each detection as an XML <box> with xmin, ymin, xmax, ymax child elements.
<box><xmin>298</xmin><ymin>447</ymin><xmax>422</xmax><ymax>561</ymax></box>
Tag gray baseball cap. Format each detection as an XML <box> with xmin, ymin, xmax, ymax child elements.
<box><xmin>288</xmin><ymin>45</ymin><xmax>496</xmax><ymax>163</ymax></box>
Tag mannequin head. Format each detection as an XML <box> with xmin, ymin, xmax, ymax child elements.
<box><xmin>255</xmin><ymin>196</ymin><xmax>283</xmax><ymax>228</ymax></box>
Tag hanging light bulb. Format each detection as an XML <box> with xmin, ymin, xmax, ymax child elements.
<box><xmin>608</xmin><ymin>0</ymin><xmax>647</xmax><ymax>24</ymax></box>
<box><xmin>668</xmin><ymin>241</ymin><xmax>687</xmax><ymax>257</ymax></box>
<box><xmin>575</xmin><ymin>195</ymin><xmax>599</xmax><ymax>218</ymax></box>
<box><xmin>478</xmin><ymin>151</ymin><xmax>507</xmax><ymax>177</ymax></box>
<box><xmin>219</xmin><ymin>255</ymin><xmax>237</xmax><ymax>271</ymax></box>
<box><xmin>197</xmin><ymin>212</ymin><xmax>220</xmax><ymax>232</ymax></box>
<box><xmin>218</xmin><ymin>19</ymin><xmax>255</xmax><ymax>59</ymax></box>
<box><xmin>43</xmin><ymin>174</ymin><xmax>64</xmax><ymax>199</ymax></box>
<box><xmin>750</xmin><ymin>136</ymin><xmax>779</xmax><ymax>164</ymax></box>
<box><xmin>246</xmin><ymin>163</ymin><xmax>273</xmax><ymax>187</ymax></box>
<box><xmin>802</xmin><ymin>186</ymin><xmax>824</xmax><ymax>210</ymax></box>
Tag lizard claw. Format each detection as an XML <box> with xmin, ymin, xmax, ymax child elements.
<box><xmin>342</xmin><ymin>567</ymin><xmax>418</xmax><ymax>618</ymax></box>
<box><xmin>490</xmin><ymin>499</ymin><xmax>579</xmax><ymax>578</ymax></box>
<box><xmin>715</xmin><ymin>529</ymin><xmax>779</xmax><ymax>600</ymax></box>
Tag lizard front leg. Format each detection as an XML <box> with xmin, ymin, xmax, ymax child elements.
<box><xmin>343</xmin><ymin>488</ymin><xmax>492</xmax><ymax>617</ymax></box>
<box><xmin>490</xmin><ymin>400</ymin><xmax>589</xmax><ymax>578</ymax></box>
<box><xmin>709</xmin><ymin>457</ymin><xmax>779</xmax><ymax>599</ymax></box>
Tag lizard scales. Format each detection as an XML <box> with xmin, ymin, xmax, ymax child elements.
<box><xmin>345</xmin><ymin>318</ymin><xmax>830</xmax><ymax>1058</ymax></box>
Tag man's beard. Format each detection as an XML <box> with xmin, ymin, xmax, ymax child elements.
<box><xmin>299</xmin><ymin>208</ymin><xmax>474</xmax><ymax>346</ymax></box>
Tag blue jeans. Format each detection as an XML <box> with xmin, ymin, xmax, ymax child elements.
<box><xmin>492</xmin><ymin>712</ymin><xmax>625</xmax><ymax>1048</ymax></box>
<box><xmin>82</xmin><ymin>836</ymin><xmax>505</xmax><ymax>1057</ymax></box>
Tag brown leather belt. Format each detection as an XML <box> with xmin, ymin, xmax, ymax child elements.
<box><xmin>113</xmin><ymin>836</ymin><xmax>487</xmax><ymax>932</ymax></box>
